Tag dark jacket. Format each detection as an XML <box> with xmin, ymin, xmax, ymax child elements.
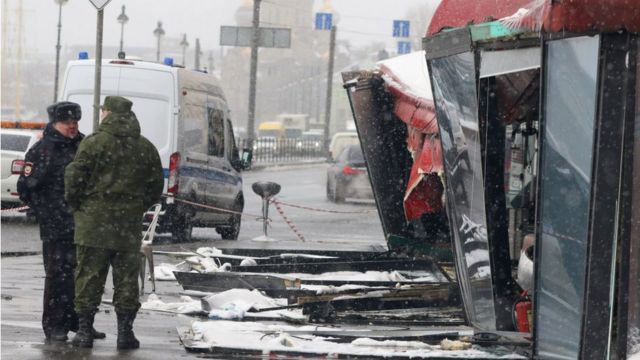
<box><xmin>65</xmin><ymin>111</ymin><xmax>164</xmax><ymax>252</ymax></box>
<box><xmin>17</xmin><ymin>124</ymin><xmax>84</xmax><ymax>241</ymax></box>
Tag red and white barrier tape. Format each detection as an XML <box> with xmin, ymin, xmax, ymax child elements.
<box><xmin>270</xmin><ymin>198</ymin><xmax>377</xmax><ymax>214</ymax></box>
<box><xmin>0</xmin><ymin>205</ymin><xmax>29</xmax><ymax>213</ymax></box>
<box><xmin>271</xmin><ymin>198</ymin><xmax>306</xmax><ymax>242</ymax></box>
<box><xmin>162</xmin><ymin>195</ymin><xmax>264</xmax><ymax>220</ymax></box>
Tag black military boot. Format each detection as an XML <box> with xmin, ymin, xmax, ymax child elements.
<box><xmin>92</xmin><ymin>327</ymin><xmax>106</xmax><ymax>339</ymax></box>
<box><xmin>71</xmin><ymin>312</ymin><xmax>95</xmax><ymax>348</ymax></box>
<box><xmin>116</xmin><ymin>312</ymin><xmax>139</xmax><ymax>350</ymax></box>
<box><xmin>49</xmin><ymin>327</ymin><xmax>68</xmax><ymax>342</ymax></box>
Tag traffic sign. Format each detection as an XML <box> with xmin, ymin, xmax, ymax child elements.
<box><xmin>393</xmin><ymin>20</ymin><xmax>410</xmax><ymax>38</ymax></box>
<box><xmin>315</xmin><ymin>13</ymin><xmax>332</xmax><ymax>30</ymax></box>
<box><xmin>397</xmin><ymin>41</ymin><xmax>412</xmax><ymax>54</ymax></box>
<box><xmin>87</xmin><ymin>0</ymin><xmax>111</xmax><ymax>10</ymax></box>
<box><xmin>220</xmin><ymin>26</ymin><xmax>291</xmax><ymax>48</ymax></box>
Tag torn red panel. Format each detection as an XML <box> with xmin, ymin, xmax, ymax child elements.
<box><xmin>404</xmin><ymin>136</ymin><xmax>444</xmax><ymax>222</ymax></box>
<box><xmin>378</xmin><ymin>51</ymin><xmax>444</xmax><ymax>221</ymax></box>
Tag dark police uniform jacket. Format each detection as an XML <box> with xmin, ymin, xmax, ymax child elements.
<box><xmin>17</xmin><ymin>123</ymin><xmax>84</xmax><ymax>241</ymax></box>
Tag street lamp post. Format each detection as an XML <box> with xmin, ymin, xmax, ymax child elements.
<box><xmin>53</xmin><ymin>0</ymin><xmax>69</xmax><ymax>102</ymax></box>
<box><xmin>116</xmin><ymin>5</ymin><xmax>128</xmax><ymax>54</ymax></box>
<box><xmin>153</xmin><ymin>21</ymin><xmax>165</xmax><ymax>62</ymax></box>
<box><xmin>179</xmin><ymin>33</ymin><xmax>189</xmax><ymax>66</ymax></box>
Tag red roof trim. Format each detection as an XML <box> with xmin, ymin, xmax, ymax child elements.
<box><xmin>427</xmin><ymin>0</ymin><xmax>640</xmax><ymax>36</ymax></box>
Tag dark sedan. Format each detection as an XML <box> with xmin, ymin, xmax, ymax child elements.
<box><xmin>326</xmin><ymin>144</ymin><xmax>374</xmax><ymax>202</ymax></box>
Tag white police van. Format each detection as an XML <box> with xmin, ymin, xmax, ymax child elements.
<box><xmin>59</xmin><ymin>55</ymin><xmax>251</xmax><ymax>242</ymax></box>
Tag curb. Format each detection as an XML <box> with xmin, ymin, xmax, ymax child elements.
<box><xmin>247</xmin><ymin>159</ymin><xmax>328</xmax><ymax>171</ymax></box>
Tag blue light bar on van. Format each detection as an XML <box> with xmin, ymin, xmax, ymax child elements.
<box><xmin>163</xmin><ymin>57</ymin><xmax>174</xmax><ymax>66</ymax></box>
<box><xmin>78</xmin><ymin>52</ymin><xmax>89</xmax><ymax>60</ymax></box>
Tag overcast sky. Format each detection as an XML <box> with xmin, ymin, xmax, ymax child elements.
<box><xmin>4</xmin><ymin>0</ymin><xmax>438</xmax><ymax>58</ymax></box>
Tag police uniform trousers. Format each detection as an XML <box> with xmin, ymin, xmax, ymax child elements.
<box><xmin>74</xmin><ymin>245</ymin><xmax>141</xmax><ymax>313</ymax></box>
<box><xmin>42</xmin><ymin>238</ymin><xmax>79</xmax><ymax>337</ymax></box>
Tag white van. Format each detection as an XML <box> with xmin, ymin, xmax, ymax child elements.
<box><xmin>59</xmin><ymin>58</ymin><xmax>251</xmax><ymax>242</ymax></box>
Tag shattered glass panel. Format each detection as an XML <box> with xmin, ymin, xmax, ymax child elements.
<box><xmin>536</xmin><ymin>35</ymin><xmax>599</xmax><ymax>359</ymax></box>
<box><xmin>430</xmin><ymin>52</ymin><xmax>496</xmax><ymax>330</ymax></box>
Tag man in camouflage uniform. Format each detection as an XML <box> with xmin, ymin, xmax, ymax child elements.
<box><xmin>65</xmin><ymin>96</ymin><xmax>164</xmax><ymax>349</ymax></box>
<box><xmin>17</xmin><ymin>101</ymin><xmax>106</xmax><ymax>342</ymax></box>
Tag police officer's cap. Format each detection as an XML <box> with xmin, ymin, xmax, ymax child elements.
<box><xmin>47</xmin><ymin>101</ymin><xmax>82</xmax><ymax>123</ymax></box>
<box><xmin>102</xmin><ymin>96</ymin><xmax>133</xmax><ymax>114</ymax></box>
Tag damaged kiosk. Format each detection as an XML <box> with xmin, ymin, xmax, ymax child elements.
<box><xmin>345</xmin><ymin>0</ymin><xmax>639</xmax><ymax>358</ymax></box>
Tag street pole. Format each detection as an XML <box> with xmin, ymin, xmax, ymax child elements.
<box><xmin>180</xmin><ymin>34</ymin><xmax>189</xmax><ymax>67</ymax></box>
<box><xmin>323</xmin><ymin>25</ymin><xmax>336</xmax><ymax>153</ymax></box>
<box><xmin>117</xmin><ymin>5</ymin><xmax>128</xmax><ymax>54</ymax></box>
<box><xmin>92</xmin><ymin>8</ymin><xmax>104</xmax><ymax>131</ymax></box>
<box><xmin>208</xmin><ymin>50</ymin><xmax>214</xmax><ymax>73</ymax></box>
<box><xmin>247</xmin><ymin>0</ymin><xmax>261</xmax><ymax>143</ymax></box>
<box><xmin>194</xmin><ymin>38</ymin><xmax>201</xmax><ymax>70</ymax></box>
<box><xmin>53</xmin><ymin>0</ymin><xmax>68</xmax><ymax>102</ymax></box>
<box><xmin>153</xmin><ymin>21</ymin><xmax>165</xmax><ymax>62</ymax></box>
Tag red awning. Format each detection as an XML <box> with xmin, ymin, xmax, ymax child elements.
<box><xmin>377</xmin><ymin>52</ymin><xmax>445</xmax><ymax>221</ymax></box>
<box><xmin>427</xmin><ymin>0</ymin><xmax>640</xmax><ymax>36</ymax></box>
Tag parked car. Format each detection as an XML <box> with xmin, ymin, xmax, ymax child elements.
<box><xmin>328</xmin><ymin>132</ymin><xmax>359</xmax><ymax>160</ymax></box>
<box><xmin>253</xmin><ymin>136</ymin><xmax>279</xmax><ymax>156</ymax></box>
<box><xmin>1</xmin><ymin>129</ymin><xmax>41</xmax><ymax>209</ymax></box>
<box><xmin>326</xmin><ymin>144</ymin><xmax>374</xmax><ymax>202</ymax></box>
<box><xmin>295</xmin><ymin>131</ymin><xmax>323</xmax><ymax>155</ymax></box>
<box><xmin>60</xmin><ymin>57</ymin><xmax>252</xmax><ymax>242</ymax></box>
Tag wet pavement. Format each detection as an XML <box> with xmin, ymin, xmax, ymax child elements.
<box><xmin>1</xmin><ymin>163</ymin><xmax>387</xmax><ymax>358</ymax></box>
<box><xmin>1</xmin><ymin>254</ymin><xmax>201</xmax><ymax>359</ymax></box>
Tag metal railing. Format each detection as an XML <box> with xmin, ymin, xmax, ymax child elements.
<box><xmin>238</xmin><ymin>137</ymin><xmax>326</xmax><ymax>164</ymax></box>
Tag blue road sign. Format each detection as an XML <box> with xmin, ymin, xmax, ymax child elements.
<box><xmin>315</xmin><ymin>13</ymin><xmax>332</xmax><ymax>30</ymax></box>
<box><xmin>393</xmin><ymin>20</ymin><xmax>410</xmax><ymax>38</ymax></box>
<box><xmin>397</xmin><ymin>41</ymin><xmax>412</xmax><ymax>54</ymax></box>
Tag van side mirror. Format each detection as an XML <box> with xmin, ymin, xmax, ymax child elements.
<box><xmin>239</xmin><ymin>148</ymin><xmax>253</xmax><ymax>170</ymax></box>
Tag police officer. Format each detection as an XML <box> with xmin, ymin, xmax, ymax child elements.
<box><xmin>17</xmin><ymin>101</ymin><xmax>105</xmax><ymax>342</ymax></box>
<box><xmin>65</xmin><ymin>96</ymin><xmax>164</xmax><ymax>349</ymax></box>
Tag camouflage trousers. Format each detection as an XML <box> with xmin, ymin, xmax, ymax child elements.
<box><xmin>74</xmin><ymin>245</ymin><xmax>140</xmax><ymax>313</ymax></box>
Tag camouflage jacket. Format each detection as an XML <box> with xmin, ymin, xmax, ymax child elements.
<box><xmin>65</xmin><ymin>111</ymin><xmax>164</xmax><ymax>252</ymax></box>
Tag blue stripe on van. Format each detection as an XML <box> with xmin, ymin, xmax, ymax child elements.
<box><xmin>179</xmin><ymin>166</ymin><xmax>239</xmax><ymax>185</ymax></box>
<box><xmin>162</xmin><ymin>167</ymin><xmax>240</xmax><ymax>185</ymax></box>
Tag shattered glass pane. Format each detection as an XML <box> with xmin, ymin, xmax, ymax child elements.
<box><xmin>536</xmin><ymin>35</ymin><xmax>599</xmax><ymax>359</ymax></box>
<box><xmin>430</xmin><ymin>52</ymin><xmax>496</xmax><ymax>330</ymax></box>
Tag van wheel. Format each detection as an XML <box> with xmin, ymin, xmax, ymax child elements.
<box><xmin>216</xmin><ymin>196</ymin><xmax>243</xmax><ymax>240</ymax></box>
<box><xmin>172</xmin><ymin>216</ymin><xmax>193</xmax><ymax>243</ymax></box>
<box><xmin>218</xmin><ymin>214</ymin><xmax>241</xmax><ymax>240</ymax></box>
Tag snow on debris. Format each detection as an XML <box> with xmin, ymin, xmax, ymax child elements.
<box><xmin>183</xmin><ymin>320</ymin><xmax>527</xmax><ymax>358</ymax></box>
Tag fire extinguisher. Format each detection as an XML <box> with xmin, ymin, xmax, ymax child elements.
<box><xmin>513</xmin><ymin>290</ymin><xmax>532</xmax><ymax>333</ymax></box>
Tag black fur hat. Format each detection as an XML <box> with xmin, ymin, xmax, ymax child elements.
<box><xmin>47</xmin><ymin>101</ymin><xmax>82</xmax><ymax>122</ymax></box>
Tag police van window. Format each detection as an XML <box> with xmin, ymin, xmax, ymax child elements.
<box><xmin>225</xmin><ymin>119</ymin><xmax>238</xmax><ymax>162</ymax></box>
<box><xmin>182</xmin><ymin>91</ymin><xmax>209</xmax><ymax>154</ymax></box>
<box><xmin>208</xmin><ymin>108</ymin><xmax>225</xmax><ymax>157</ymax></box>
